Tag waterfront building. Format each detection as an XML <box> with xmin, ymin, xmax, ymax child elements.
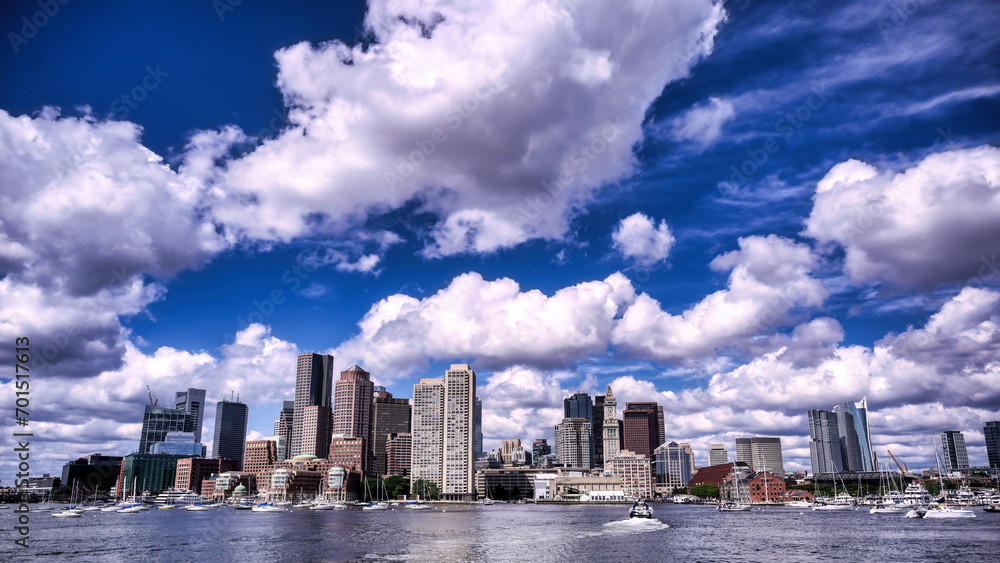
<box><xmin>138</xmin><ymin>405</ymin><xmax>194</xmax><ymax>455</ymax></box>
<box><xmin>213</xmin><ymin>398</ymin><xmax>249</xmax><ymax>469</ymax></box>
<box><xmin>118</xmin><ymin>453</ymin><xmax>187</xmax><ymax>496</ymax></box>
<box><xmin>150</xmin><ymin>431</ymin><xmax>206</xmax><ymax>457</ymax></box>
<box><xmin>411</xmin><ymin>377</ymin><xmax>446</xmax><ymax>487</ymax></box>
<box><xmin>654</xmin><ymin>441</ymin><xmax>693</xmax><ymax>490</ymax></box>
<box><xmin>941</xmin><ymin>430</ymin><xmax>970</xmax><ymax>472</ymax></box>
<box><xmin>593</xmin><ymin>395</ymin><xmax>605</xmax><ymax>467</ymax></box>
<box><xmin>60</xmin><ymin>454</ymin><xmax>122</xmax><ymax>493</ymax></box>
<box><xmin>175</xmin><ymin>457</ymin><xmax>237</xmax><ymax>495</ymax></box>
<box><xmin>747</xmin><ymin>471</ymin><xmax>786</xmax><ymax>503</ymax></box>
<box><xmin>291</xmin><ymin>353</ymin><xmax>335</xmax><ymax>458</ymax></box>
<box><xmin>386</xmin><ymin>432</ymin><xmax>412</xmax><ymax>477</ymax></box>
<box><xmin>274</xmin><ymin>400</ymin><xmax>294</xmax><ymax>461</ymax></box>
<box><xmin>606</xmin><ymin>450</ymin><xmax>653</xmax><ymax>499</ymax></box>
<box><xmin>211</xmin><ymin>471</ymin><xmax>255</xmax><ymax>501</ymax></box>
<box><xmin>553</xmin><ymin>474</ymin><xmax>624</xmax><ymax>501</ymax></box>
<box><xmin>243</xmin><ymin>439</ymin><xmax>278</xmax><ymax>492</ymax></box>
<box><xmin>602</xmin><ymin>386</ymin><xmax>621</xmax><ymax>461</ymax></box>
<box><xmin>174</xmin><ymin>388</ymin><xmax>207</xmax><ymax>442</ymax></box>
<box><xmin>984</xmin><ymin>421</ymin><xmax>1000</xmax><ymax>469</ymax></box>
<box><xmin>832</xmin><ymin>397</ymin><xmax>876</xmax><ymax>472</ymax></box>
<box><xmin>688</xmin><ymin>462</ymin><xmax>736</xmax><ymax>490</ymax></box>
<box><xmin>410</xmin><ymin>364</ymin><xmax>477</xmax><ymax>501</ymax></box>
<box><xmin>270</xmin><ymin>467</ymin><xmax>323</xmax><ymax>501</ymax></box>
<box><xmin>623</xmin><ymin>402</ymin><xmax>663</xmax><ymax>460</ymax></box>
<box><xmin>371</xmin><ymin>392</ymin><xmax>411</xmax><ymax>476</ymax></box>
<box><xmin>475</xmin><ymin>467</ymin><xmax>557</xmax><ymax>500</ymax></box>
<box><xmin>325</xmin><ymin>465</ymin><xmax>363</xmax><ymax>501</ymax></box>
<box><xmin>808</xmin><ymin>409</ymin><xmax>843</xmax><ymax>474</ymax></box>
<box><xmin>708</xmin><ymin>444</ymin><xmax>728</xmax><ymax>466</ymax></box>
<box><xmin>532</xmin><ymin>438</ymin><xmax>551</xmax><ymax>467</ymax></box>
<box><xmin>328</xmin><ymin>436</ymin><xmax>367</xmax><ymax>475</ymax></box>
<box><xmin>735</xmin><ymin>437</ymin><xmax>785</xmax><ymax>477</ymax></box>
<box><xmin>555</xmin><ymin>418</ymin><xmax>594</xmax><ymax>469</ymax></box>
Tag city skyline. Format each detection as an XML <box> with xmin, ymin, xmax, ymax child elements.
<box><xmin>1</xmin><ymin>1</ymin><xmax>999</xmax><ymax>482</ymax></box>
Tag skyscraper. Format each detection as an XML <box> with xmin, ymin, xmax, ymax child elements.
<box><xmin>736</xmin><ymin>437</ymin><xmax>785</xmax><ymax>477</ymax></box>
<box><xmin>985</xmin><ymin>421</ymin><xmax>1000</xmax><ymax>469</ymax></box>
<box><xmin>371</xmin><ymin>391</ymin><xmax>411</xmax><ymax>476</ymax></box>
<box><xmin>832</xmin><ymin>397</ymin><xmax>875</xmax><ymax>471</ymax></box>
<box><xmin>532</xmin><ymin>438</ymin><xmax>551</xmax><ymax>467</ymax></box>
<box><xmin>602</xmin><ymin>386</ymin><xmax>621</xmax><ymax>461</ymax></box>
<box><xmin>808</xmin><ymin>409</ymin><xmax>843</xmax><ymax>474</ymax></box>
<box><xmin>442</xmin><ymin>364</ymin><xmax>476</xmax><ymax>500</ymax></box>
<box><xmin>273</xmin><ymin>400</ymin><xmax>294</xmax><ymax>461</ymax></box>
<box><xmin>941</xmin><ymin>430</ymin><xmax>970</xmax><ymax>472</ymax></box>
<box><xmin>564</xmin><ymin>392</ymin><xmax>594</xmax><ymax>423</ymax></box>
<box><xmin>623</xmin><ymin>402</ymin><xmax>662</xmax><ymax>460</ymax></box>
<box><xmin>411</xmin><ymin>377</ymin><xmax>446</xmax><ymax>487</ymax></box>
<box><xmin>593</xmin><ymin>395</ymin><xmax>605</xmax><ymax>467</ymax></box>
<box><xmin>333</xmin><ymin>365</ymin><xmax>374</xmax><ymax>440</ymax></box>
<box><xmin>555</xmin><ymin>418</ymin><xmax>594</xmax><ymax>469</ymax></box>
<box><xmin>411</xmin><ymin>364</ymin><xmax>477</xmax><ymax>501</ymax></box>
<box><xmin>138</xmin><ymin>405</ymin><xmax>193</xmax><ymax>454</ymax></box>
<box><xmin>708</xmin><ymin>444</ymin><xmax>728</xmax><ymax>466</ymax></box>
<box><xmin>291</xmin><ymin>353</ymin><xmax>334</xmax><ymax>458</ymax></box>
<box><xmin>212</xmin><ymin>398</ymin><xmax>249</xmax><ymax>469</ymax></box>
<box><xmin>474</xmin><ymin>397</ymin><xmax>483</xmax><ymax>459</ymax></box>
<box><xmin>654</xmin><ymin>441</ymin><xmax>694</xmax><ymax>489</ymax></box>
<box><xmin>175</xmin><ymin>388</ymin><xmax>206</xmax><ymax>442</ymax></box>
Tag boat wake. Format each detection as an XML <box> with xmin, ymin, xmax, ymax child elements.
<box><xmin>601</xmin><ymin>518</ymin><xmax>670</xmax><ymax>534</ymax></box>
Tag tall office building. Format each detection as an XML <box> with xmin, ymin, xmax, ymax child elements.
<box><xmin>654</xmin><ymin>441</ymin><xmax>694</xmax><ymax>488</ymax></box>
<box><xmin>736</xmin><ymin>437</ymin><xmax>785</xmax><ymax>477</ymax></box>
<box><xmin>175</xmin><ymin>388</ymin><xmax>207</xmax><ymax>442</ymax></box>
<box><xmin>555</xmin><ymin>418</ymin><xmax>594</xmax><ymax>469</ymax></box>
<box><xmin>333</xmin><ymin>365</ymin><xmax>374</xmax><ymax>440</ymax></box>
<box><xmin>243</xmin><ymin>439</ymin><xmax>278</xmax><ymax>491</ymax></box>
<box><xmin>474</xmin><ymin>397</ymin><xmax>483</xmax><ymax>459</ymax></box>
<box><xmin>412</xmin><ymin>377</ymin><xmax>446</xmax><ymax>487</ymax></box>
<box><xmin>291</xmin><ymin>353</ymin><xmax>334</xmax><ymax>458</ymax></box>
<box><xmin>593</xmin><ymin>395</ymin><xmax>605</xmax><ymax>467</ymax></box>
<box><xmin>212</xmin><ymin>398</ymin><xmax>249</xmax><ymax>469</ymax></box>
<box><xmin>986</xmin><ymin>421</ymin><xmax>1000</xmax><ymax>469</ymax></box>
<box><xmin>150</xmin><ymin>431</ymin><xmax>205</xmax><ymax>457</ymax></box>
<box><xmin>708</xmin><ymin>444</ymin><xmax>728</xmax><ymax>466</ymax></box>
<box><xmin>602</xmin><ymin>386</ymin><xmax>621</xmax><ymax>461</ymax></box>
<box><xmin>371</xmin><ymin>391</ymin><xmax>411</xmax><ymax>476</ymax></box>
<box><xmin>273</xmin><ymin>400</ymin><xmax>294</xmax><ymax>461</ymax></box>
<box><xmin>941</xmin><ymin>430</ymin><xmax>970</xmax><ymax>472</ymax></box>
<box><xmin>623</xmin><ymin>402</ymin><xmax>663</xmax><ymax>460</ymax></box>
<box><xmin>532</xmin><ymin>438</ymin><xmax>551</xmax><ymax>467</ymax></box>
<box><xmin>832</xmin><ymin>397</ymin><xmax>875</xmax><ymax>472</ymax></box>
<box><xmin>411</xmin><ymin>364</ymin><xmax>477</xmax><ymax>500</ymax></box>
<box><xmin>808</xmin><ymin>409</ymin><xmax>843</xmax><ymax>474</ymax></box>
<box><xmin>138</xmin><ymin>405</ymin><xmax>193</xmax><ymax>454</ymax></box>
<box><xmin>565</xmin><ymin>392</ymin><xmax>594</xmax><ymax>423</ymax></box>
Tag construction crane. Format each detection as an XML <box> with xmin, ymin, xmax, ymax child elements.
<box><xmin>887</xmin><ymin>450</ymin><xmax>907</xmax><ymax>474</ymax></box>
<box><xmin>146</xmin><ymin>385</ymin><xmax>158</xmax><ymax>406</ymax></box>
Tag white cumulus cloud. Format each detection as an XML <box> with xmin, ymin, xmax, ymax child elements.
<box><xmin>611</xmin><ymin>212</ymin><xmax>676</xmax><ymax>266</ymax></box>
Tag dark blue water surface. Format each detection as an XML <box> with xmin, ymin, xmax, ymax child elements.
<box><xmin>3</xmin><ymin>503</ymin><xmax>999</xmax><ymax>562</ymax></box>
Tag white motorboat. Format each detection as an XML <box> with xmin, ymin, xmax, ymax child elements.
<box><xmin>52</xmin><ymin>509</ymin><xmax>83</xmax><ymax>518</ymax></box>
<box><xmin>869</xmin><ymin>505</ymin><xmax>905</xmax><ymax>515</ymax></box>
<box><xmin>785</xmin><ymin>500</ymin><xmax>813</xmax><ymax>508</ymax></box>
<box><xmin>362</xmin><ymin>502</ymin><xmax>389</xmax><ymax>510</ymax></box>
<box><xmin>923</xmin><ymin>504</ymin><xmax>976</xmax><ymax>519</ymax></box>
<box><xmin>309</xmin><ymin>502</ymin><xmax>339</xmax><ymax>510</ymax></box>
<box><xmin>629</xmin><ymin>501</ymin><xmax>654</xmax><ymax>518</ymax></box>
<box><xmin>154</xmin><ymin>489</ymin><xmax>205</xmax><ymax>505</ymax></box>
<box><xmin>185</xmin><ymin>504</ymin><xmax>211</xmax><ymax>511</ymax></box>
<box><xmin>117</xmin><ymin>504</ymin><xmax>143</xmax><ymax>513</ymax></box>
<box><xmin>405</xmin><ymin>502</ymin><xmax>432</xmax><ymax>510</ymax></box>
<box><xmin>251</xmin><ymin>502</ymin><xmax>284</xmax><ymax>513</ymax></box>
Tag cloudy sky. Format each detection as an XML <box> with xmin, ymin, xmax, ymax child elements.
<box><xmin>1</xmin><ymin>0</ymin><xmax>999</xmax><ymax>482</ymax></box>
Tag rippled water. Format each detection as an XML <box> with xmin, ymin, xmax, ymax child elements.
<box><xmin>3</xmin><ymin>503</ymin><xmax>999</xmax><ymax>562</ymax></box>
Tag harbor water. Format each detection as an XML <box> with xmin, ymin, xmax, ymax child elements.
<box><xmin>3</xmin><ymin>503</ymin><xmax>999</xmax><ymax>562</ymax></box>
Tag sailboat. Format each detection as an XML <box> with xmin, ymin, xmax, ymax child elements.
<box><xmin>362</xmin><ymin>478</ymin><xmax>389</xmax><ymax>510</ymax></box>
<box><xmin>718</xmin><ymin>468</ymin><xmax>752</xmax><ymax>512</ymax></box>
<box><xmin>870</xmin><ymin>465</ymin><xmax>905</xmax><ymax>515</ymax></box>
<box><xmin>812</xmin><ymin>473</ymin><xmax>854</xmax><ymax>511</ymax></box>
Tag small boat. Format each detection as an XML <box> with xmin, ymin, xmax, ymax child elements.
<box><xmin>251</xmin><ymin>502</ymin><xmax>284</xmax><ymax>513</ymax></box>
<box><xmin>629</xmin><ymin>501</ymin><xmax>654</xmax><ymax>518</ymax></box>
<box><xmin>185</xmin><ymin>504</ymin><xmax>210</xmax><ymax>511</ymax></box>
<box><xmin>117</xmin><ymin>504</ymin><xmax>143</xmax><ymax>514</ymax></box>
<box><xmin>309</xmin><ymin>502</ymin><xmax>338</xmax><ymax>510</ymax></box>
<box><xmin>52</xmin><ymin>510</ymin><xmax>83</xmax><ymax>518</ymax></box>
<box><xmin>234</xmin><ymin>501</ymin><xmax>254</xmax><ymax>510</ymax></box>
<box><xmin>293</xmin><ymin>501</ymin><xmax>313</xmax><ymax>508</ymax></box>
<box><xmin>923</xmin><ymin>504</ymin><xmax>976</xmax><ymax>519</ymax></box>
<box><xmin>718</xmin><ymin>500</ymin><xmax>753</xmax><ymax>512</ymax></box>
<box><xmin>983</xmin><ymin>503</ymin><xmax>1000</xmax><ymax>513</ymax></box>
<box><xmin>869</xmin><ymin>504</ymin><xmax>905</xmax><ymax>515</ymax></box>
<box><xmin>785</xmin><ymin>500</ymin><xmax>813</xmax><ymax>508</ymax></box>
<box><xmin>158</xmin><ymin>504</ymin><xmax>176</xmax><ymax>510</ymax></box>
<box><xmin>405</xmin><ymin>502</ymin><xmax>432</xmax><ymax>510</ymax></box>
<box><xmin>362</xmin><ymin>502</ymin><xmax>389</xmax><ymax>511</ymax></box>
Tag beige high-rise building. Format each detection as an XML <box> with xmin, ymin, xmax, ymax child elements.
<box><xmin>333</xmin><ymin>365</ymin><xmax>374</xmax><ymax>441</ymax></box>
<box><xmin>607</xmin><ymin>450</ymin><xmax>653</xmax><ymax>499</ymax></box>
<box><xmin>291</xmin><ymin>353</ymin><xmax>334</xmax><ymax>457</ymax></box>
<box><xmin>500</xmin><ymin>439</ymin><xmax>523</xmax><ymax>464</ymax></box>
<box><xmin>410</xmin><ymin>364</ymin><xmax>477</xmax><ymax>501</ymax></box>
<box><xmin>555</xmin><ymin>418</ymin><xmax>594</xmax><ymax>469</ymax></box>
<box><xmin>708</xmin><ymin>443</ymin><xmax>728</xmax><ymax>466</ymax></box>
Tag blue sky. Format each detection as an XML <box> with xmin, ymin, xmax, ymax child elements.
<box><xmin>1</xmin><ymin>0</ymin><xmax>999</xmax><ymax>481</ymax></box>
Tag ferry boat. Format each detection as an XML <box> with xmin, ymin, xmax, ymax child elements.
<box><xmin>629</xmin><ymin>501</ymin><xmax>654</xmax><ymax>518</ymax></box>
<box><xmin>153</xmin><ymin>489</ymin><xmax>205</xmax><ymax>505</ymax></box>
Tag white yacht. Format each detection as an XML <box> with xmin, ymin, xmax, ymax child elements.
<box><xmin>251</xmin><ymin>502</ymin><xmax>284</xmax><ymax>513</ymax></box>
<box><xmin>901</xmin><ymin>483</ymin><xmax>932</xmax><ymax>505</ymax></box>
<box><xmin>923</xmin><ymin>504</ymin><xmax>976</xmax><ymax>519</ymax></box>
<box><xmin>154</xmin><ymin>489</ymin><xmax>205</xmax><ymax>505</ymax></box>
